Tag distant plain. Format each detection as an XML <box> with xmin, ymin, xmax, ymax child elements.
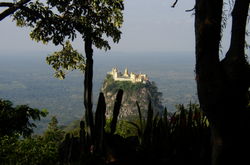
<box><xmin>0</xmin><ymin>51</ymin><xmax>197</xmax><ymax>132</ymax></box>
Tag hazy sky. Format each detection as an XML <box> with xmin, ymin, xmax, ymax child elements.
<box><xmin>0</xmin><ymin>0</ymin><xmax>197</xmax><ymax>53</ymax></box>
<box><xmin>0</xmin><ymin>0</ymin><xmax>246</xmax><ymax>55</ymax></box>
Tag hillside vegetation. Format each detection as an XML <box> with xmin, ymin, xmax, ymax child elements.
<box><xmin>102</xmin><ymin>75</ymin><xmax>163</xmax><ymax>119</ymax></box>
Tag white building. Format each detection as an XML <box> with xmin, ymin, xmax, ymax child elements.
<box><xmin>108</xmin><ymin>68</ymin><xmax>149</xmax><ymax>84</ymax></box>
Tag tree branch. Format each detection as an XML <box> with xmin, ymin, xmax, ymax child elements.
<box><xmin>185</xmin><ymin>6</ymin><xmax>195</xmax><ymax>12</ymax></box>
<box><xmin>222</xmin><ymin>0</ymin><xmax>250</xmax><ymax>87</ymax></box>
<box><xmin>225</xmin><ymin>0</ymin><xmax>250</xmax><ymax>60</ymax></box>
<box><xmin>0</xmin><ymin>0</ymin><xmax>31</xmax><ymax>21</ymax></box>
<box><xmin>171</xmin><ymin>0</ymin><xmax>178</xmax><ymax>8</ymax></box>
<box><xmin>19</xmin><ymin>5</ymin><xmax>43</xmax><ymax>19</ymax></box>
<box><xmin>0</xmin><ymin>2</ymin><xmax>14</xmax><ymax>7</ymax></box>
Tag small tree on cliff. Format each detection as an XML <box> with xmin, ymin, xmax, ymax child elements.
<box><xmin>13</xmin><ymin>0</ymin><xmax>124</xmax><ymax>145</ymax></box>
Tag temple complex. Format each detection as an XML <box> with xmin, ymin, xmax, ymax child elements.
<box><xmin>108</xmin><ymin>68</ymin><xmax>149</xmax><ymax>84</ymax></box>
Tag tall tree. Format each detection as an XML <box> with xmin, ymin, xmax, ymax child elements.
<box><xmin>194</xmin><ymin>0</ymin><xmax>250</xmax><ymax>165</ymax></box>
<box><xmin>13</xmin><ymin>0</ymin><xmax>124</xmax><ymax>146</ymax></box>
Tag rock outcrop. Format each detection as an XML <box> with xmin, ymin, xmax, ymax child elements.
<box><xmin>101</xmin><ymin>74</ymin><xmax>163</xmax><ymax>119</ymax></box>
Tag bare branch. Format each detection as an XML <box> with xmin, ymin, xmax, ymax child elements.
<box><xmin>0</xmin><ymin>2</ymin><xmax>14</xmax><ymax>7</ymax></box>
<box><xmin>171</xmin><ymin>0</ymin><xmax>178</xmax><ymax>8</ymax></box>
<box><xmin>0</xmin><ymin>0</ymin><xmax>31</xmax><ymax>21</ymax></box>
<box><xmin>185</xmin><ymin>6</ymin><xmax>195</xmax><ymax>12</ymax></box>
<box><xmin>225</xmin><ymin>0</ymin><xmax>249</xmax><ymax>60</ymax></box>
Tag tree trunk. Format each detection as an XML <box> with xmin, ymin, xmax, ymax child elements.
<box><xmin>195</xmin><ymin>0</ymin><xmax>250</xmax><ymax>165</ymax></box>
<box><xmin>84</xmin><ymin>35</ymin><xmax>94</xmax><ymax>145</ymax></box>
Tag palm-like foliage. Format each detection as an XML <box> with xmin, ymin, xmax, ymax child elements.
<box><xmin>128</xmin><ymin>102</ymin><xmax>210</xmax><ymax>165</ymax></box>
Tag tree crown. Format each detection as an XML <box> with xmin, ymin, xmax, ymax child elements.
<box><xmin>13</xmin><ymin>0</ymin><xmax>124</xmax><ymax>78</ymax></box>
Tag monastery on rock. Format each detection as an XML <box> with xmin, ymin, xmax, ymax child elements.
<box><xmin>108</xmin><ymin>68</ymin><xmax>149</xmax><ymax>84</ymax></box>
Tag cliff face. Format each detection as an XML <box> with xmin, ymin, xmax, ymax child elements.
<box><xmin>101</xmin><ymin>75</ymin><xmax>163</xmax><ymax>119</ymax></box>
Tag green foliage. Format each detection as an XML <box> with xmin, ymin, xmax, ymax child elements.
<box><xmin>46</xmin><ymin>41</ymin><xmax>85</xmax><ymax>80</ymax></box>
<box><xmin>0</xmin><ymin>123</ymin><xmax>65</xmax><ymax>165</ymax></box>
<box><xmin>13</xmin><ymin>1</ymin><xmax>124</xmax><ymax>154</ymax></box>
<box><xmin>104</xmin><ymin>74</ymin><xmax>147</xmax><ymax>92</ymax></box>
<box><xmin>0</xmin><ymin>115</ymin><xmax>66</xmax><ymax>165</ymax></box>
<box><xmin>20</xmin><ymin>0</ymin><xmax>122</xmax><ymax>47</ymax></box>
<box><xmin>0</xmin><ymin>135</ymin><xmax>60</xmax><ymax>165</ymax></box>
<box><xmin>103</xmin><ymin>75</ymin><xmax>164</xmax><ymax>119</ymax></box>
<box><xmin>129</xmin><ymin>102</ymin><xmax>210</xmax><ymax>149</ymax></box>
<box><xmin>0</xmin><ymin>134</ymin><xmax>19</xmax><ymax>164</ymax></box>
<box><xmin>13</xmin><ymin>0</ymin><xmax>124</xmax><ymax>58</ymax></box>
<box><xmin>17</xmin><ymin>94</ymin><xmax>209</xmax><ymax>165</ymax></box>
<box><xmin>104</xmin><ymin>101</ymin><xmax>210</xmax><ymax>165</ymax></box>
<box><xmin>104</xmin><ymin>75</ymin><xmax>163</xmax><ymax>100</ymax></box>
<box><xmin>17</xmin><ymin>136</ymin><xmax>59</xmax><ymax>165</ymax></box>
<box><xmin>61</xmin><ymin>119</ymin><xmax>81</xmax><ymax>137</ymax></box>
<box><xmin>0</xmin><ymin>99</ymin><xmax>48</xmax><ymax>137</ymax></box>
<box><xmin>105</xmin><ymin>119</ymin><xmax>137</xmax><ymax>138</ymax></box>
<box><xmin>43</xmin><ymin>116</ymin><xmax>65</xmax><ymax>142</ymax></box>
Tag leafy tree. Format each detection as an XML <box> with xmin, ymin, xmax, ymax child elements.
<box><xmin>43</xmin><ymin>116</ymin><xmax>65</xmax><ymax>142</ymax></box>
<box><xmin>0</xmin><ymin>99</ymin><xmax>57</xmax><ymax>164</ymax></box>
<box><xmin>0</xmin><ymin>99</ymin><xmax>48</xmax><ymax>137</ymax></box>
<box><xmin>0</xmin><ymin>135</ymin><xmax>60</xmax><ymax>165</ymax></box>
<box><xmin>0</xmin><ymin>134</ymin><xmax>19</xmax><ymax>164</ymax></box>
<box><xmin>15</xmin><ymin>136</ymin><xmax>59</xmax><ymax>165</ymax></box>
<box><xmin>13</xmin><ymin>0</ymin><xmax>124</xmax><ymax>145</ymax></box>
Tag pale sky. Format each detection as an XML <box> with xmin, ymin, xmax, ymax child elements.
<box><xmin>0</xmin><ymin>0</ymin><xmax>246</xmax><ymax>55</ymax></box>
<box><xmin>0</xmin><ymin>0</ymin><xmax>197</xmax><ymax>54</ymax></box>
